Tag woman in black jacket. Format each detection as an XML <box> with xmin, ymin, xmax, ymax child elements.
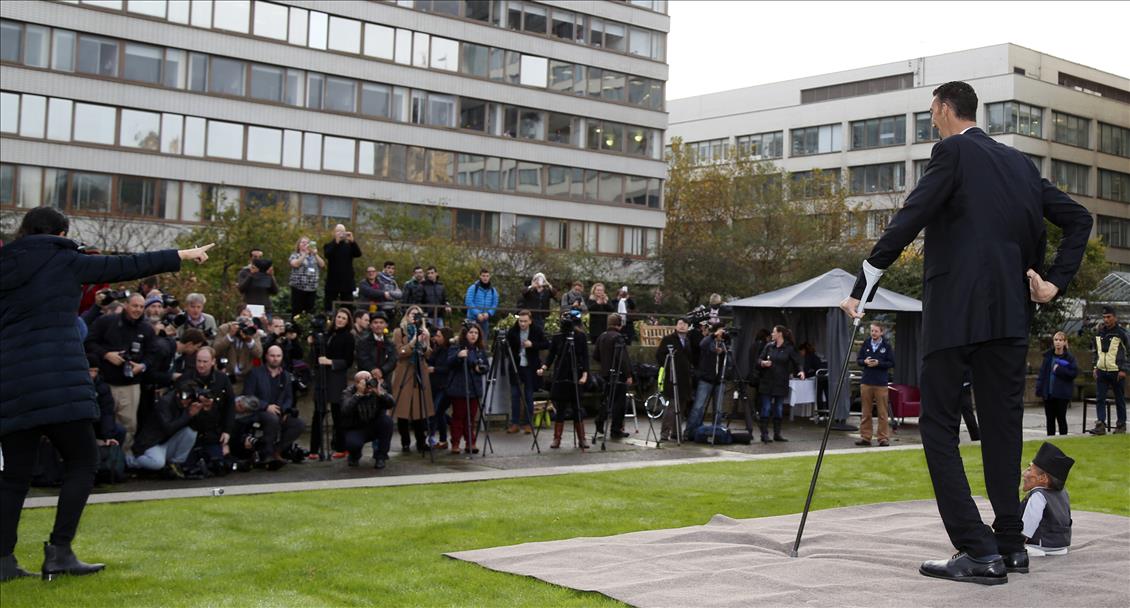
<box><xmin>314</xmin><ymin>308</ymin><xmax>354</xmax><ymax>458</ymax></box>
<box><xmin>427</xmin><ymin>327</ymin><xmax>454</xmax><ymax>449</ymax></box>
<box><xmin>541</xmin><ymin>317</ymin><xmax>590</xmax><ymax>449</ymax></box>
<box><xmin>756</xmin><ymin>325</ymin><xmax>805</xmax><ymax>444</ymax></box>
<box><xmin>0</xmin><ymin>207</ymin><xmax>212</xmax><ymax>581</ymax></box>
<box><xmin>1035</xmin><ymin>331</ymin><xmax>1078</xmax><ymax>436</ymax></box>
<box><xmin>445</xmin><ymin>324</ymin><xmax>488</xmax><ymax>454</ymax></box>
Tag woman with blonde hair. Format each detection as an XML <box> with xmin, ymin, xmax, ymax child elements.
<box><xmin>288</xmin><ymin>236</ymin><xmax>324</xmax><ymax>316</ymax></box>
<box><xmin>586</xmin><ymin>282</ymin><xmax>615</xmax><ymax>343</ymax></box>
<box><xmin>1035</xmin><ymin>331</ymin><xmax>1078</xmax><ymax>436</ymax></box>
<box><xmin>391</xmin><ymin>305</ymin><xmax>433</xmax><ymax>453</ymax></box>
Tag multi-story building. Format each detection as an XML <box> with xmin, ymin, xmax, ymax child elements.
<box><xmin>0</xmin><ymin>0</ymin><xmax>668</xmax><ymax>267</ymax></box>
<box><xmin>667</xmin><ymin>44</ymin><xmax>1130</xmax><ymax>269</ymax></box>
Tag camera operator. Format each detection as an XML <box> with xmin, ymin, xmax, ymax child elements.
<box><xmin>183</xmin><ymin>347</ymin><xmax>234</xmax><ymax>471</ymax></box>
<box><xmin>169</xmin><ymin>328</ymin><xmax>208</xmax><ymax>382</ymax></box>
<box><xmin>262</xmin><ymin>317</ymin><xmax>304</xmax><ymax>373</ymax></box>
<box><xmin>323</xmin><ymin>225</ymin><xmax>362</xmax><ymax>312</ymax></box>
<box><xmin>175</xmin><ymin>293</ymin><xmax>218</xmax><ymax>341</ymax></box>
<box><xmin>237</xmin><ymin>255</ymin><xmax>279</xmax><ymax>313</ymax></box>
<box><xmin>540</xmin><ymin>312</ymin><xmax>590</xmax><ymax>449</ymax></box>
<box><xmin>340</xmin><ymin>371</ymin><xmax>395</xmax><ymax>469</ymax></box>
<box><xmin>127</xmin><ymin>377</ymin><xmax>206</xmax><ymax>478</ymax></box>
<box><xmin>242</xmin><ymin>345</ymin><xmax>304</xmax><ymax>468</ymax></box>
<box><xmin>445</xmin><ymin>322</ymin><xmax>488</xmax><ymax>454</ymax></box>
<box><xmin>593</xmin><ymin>313</ymin><xmax>634</xmax><ymax>439</ymax></box>
<box><xmin>560</xmin><ymin>281</ymin><xmax>588</xmax><ymax>314</ymax></box>
<box><xmin>214</xmin><ymin>314</ymin><xmax>264</xmax><ymax>388</ymax></box>
<box><xmin>392</xmin><ymin>306</ymin><xmax>433</xmax><ymax>454</ymax></box>
<box><xmin>356</xmin><ymin>312</ymin><xmax>395</xmax><ymax>383</ymax></box>
<box><xmin>656</xmin><ymin>318</ymin><xmax>699</xmax><ymax>441</ymax></box>
<box><xmin>684</xmin><ymin>322</ymin><xmax>730</xmax><ymax>439</ymax></box>
<box><xmin>84</xmin><ymin>292</ymin><xmax>159</xmax><ymax>454</ymax></box>
<box><xmin>80</xmin><ymin>287</ymin><xmax>128</xmax><ymax>329</ymax></box>
<box><xmin>138</xmin><ymin>294</ymin><xmax>177</xmax><ymax>432</ymax></box>
<box><xmin>235</xmin><ymin>247</ymin><xmax>262</xmax><ymax>288</ymax></box>
<box><xmin>506</xmin><ymin>310</ymin><xmax>549</xmax><ymax>434</ymax></box>
<box><xmin>227</xmin><ymin>396</ymin><xmax>268</xmax><ymax>470</ymax></box>
<box><xmin>87</xmin><ymin>354</ymin><xmax>124</xmax><ymax>447</ymax></box>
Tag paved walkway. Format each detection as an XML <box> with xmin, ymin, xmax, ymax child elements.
<box><xmin>23</xmin><ymin>401</ymin><xmax>1103</xmax><ymax>508</ymax></box>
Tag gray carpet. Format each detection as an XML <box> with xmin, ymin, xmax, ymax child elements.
<box><xmin>447</xmin><ymin>499</ymin><xmax>1130</xmax><ymax>607</ymax></box>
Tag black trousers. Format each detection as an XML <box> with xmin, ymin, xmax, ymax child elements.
<box><xmin>595</xmin><ymin>381</ymin><xmax>627</xmax><ymax>433</ymax></box>
<box><xmin>344</xmin><ymin>415</ymin><xmax>394</xmax><ymax>461</ymax></box>
<box><xmin>323</xmin><ymin>285</ymin><xmax>353</xmax><ymax>312</ymax></box>
<box><xmin>920</xmin><ymin>338</ymin><xmax>1026</xmax><ymax>557</ymax></box>
<box><xmin>290</xmin><ymin>288</ymin><xmax>317</xmax><ymax>317</ymax></box>
<box><xmin>1</xmin><ymin>420</ymin><xmax>98</xmax><ymax>555</ymax></box>
<box><xmin>259</xmin><ymin>411</ymin><xmax>305</xmax><ymax>459</ymax></box>
<box><xmin>1044</xmin><ymin>398</ymin><xmax>1069</xmax><ymax>435</ymax></box>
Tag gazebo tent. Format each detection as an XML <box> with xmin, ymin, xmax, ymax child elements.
<box><xmin>727</xmin><ymin>268</ymin><xmax>923</xmax><ymax>422</ymax></box>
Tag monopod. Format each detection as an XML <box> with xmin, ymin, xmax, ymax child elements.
<box><xmin>790</xmin><ymin>261</ymin><xmax>884</xmax><ymax>557</ymax></box>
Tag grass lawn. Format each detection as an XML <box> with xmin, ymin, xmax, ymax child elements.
<box><xmin>4</xmin><ymin>435</ymin><xmax>1127</xmax><ymax>607</ymax></box>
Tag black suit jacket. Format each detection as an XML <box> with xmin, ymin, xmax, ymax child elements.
<box><xmin>853</xmin><ymin>128</ymin><xmax>1092</xmax><ymax>355</ymax></box>
<box><xmin>655</xmin><ymin>331</ymin><xmax>698</xmax><ymax>404</ymax></box>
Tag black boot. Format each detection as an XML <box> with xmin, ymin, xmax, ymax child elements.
<box><xmin>773</xmin><ymin>418</ymin><xmax>788</xmax><ymax>442</ymax></box>
<box><xmin>0</xmin><ymin>554</ymin><xmax>34</xmax><ymax>582</ymax></box>
<box><xmin>41</xmin><ymin>542</ymin><xmax>105</xmax><ymax>581</ymax></box>
<box><xmin>759</xmin><ymin>420</ymin><xmax>771</xmax><ymax>443</ymax></box>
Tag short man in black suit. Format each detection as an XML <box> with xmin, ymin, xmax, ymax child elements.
<box><xmin>841</xmin><ymin>81</ymin><xmax>1092</xmax><ymax>584</ymax></box>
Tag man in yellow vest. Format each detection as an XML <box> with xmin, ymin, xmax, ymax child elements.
<box><xmin>1092</xmin><ymin>306</ymin><xmax>1128</xmax><ymax>435</ymax></box>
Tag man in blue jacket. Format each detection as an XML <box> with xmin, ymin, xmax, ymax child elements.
<box><xmin>856</xmin><ymin>322</ymin><xmax>895</xmax><ymax>447</ymax></box>
<box><xmin>465</xmin><ymin>268</ymin><xmax>499</xmax><ymax>337</ymax></box>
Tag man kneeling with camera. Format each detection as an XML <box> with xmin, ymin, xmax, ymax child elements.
<box><xmin>341</xmin><ymin>370</ymin><xmax>396</xmax><ymax>469</ymax></box>
<box><xmin>127</xmin><ymin>377</ymin><xmax>207</xmax><ymax>478</ymax></box>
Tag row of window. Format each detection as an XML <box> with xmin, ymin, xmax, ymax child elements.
<box><xmin>1097</xmin><ymin>216</ymin><xmax>1129</xmax><ymax>250</ymax></box>
<box><xmin>0</xmin><ymin>19</ymin><xmax>663</xmax><ymax>159</ymax></box>
<box><xmin>55</xmin><ymin>0</ymin><xmax>666</xmax><ymax>110</ymax></box>
<box><xmin>401</xmin><ymin>0</ymin><xmax>667</xmax><ymax>61</ymax></box>
<box><xmin>986</xmin><ymin>101</ymin><xmax>1130</xmax><ymax>157</ymax></box>
<box><xmin>0</xmin><ymin>163</ymin><xmax>662</xmax><ymax>256</ymax></box>
<box><xmin>0</xmin><ymin>91</ymin><xmax>663</xmax><ymax>208</ymax></box>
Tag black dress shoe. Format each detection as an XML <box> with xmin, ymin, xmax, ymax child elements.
<box><xmin>1002</xmin><ymin>551</ymin><xmax>1029</xmax><ymax>573</ymax></box>
<box><xmin>42</xmin><ymin>542</ymin><xmax>105</xmax><ymax>581</ymax></box>
<box><xmin>919</xmin><ymin>552</ymin><xmax>1007</xmax><ymax>585</ymax></box>
<box><xmin>0</xmin><ymin>554</ymin><xmax>34</xmax><ymax>582</ymax></box>
<box><xmin>374</xmin><ymin>458</ymin><xmax>387</xmax><ymax>470</ymax></box>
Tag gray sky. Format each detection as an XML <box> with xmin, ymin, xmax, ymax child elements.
<box><xmin>666</xmin><ymin>1</ymin><xmax>1130</xmax><ymax>100</ymax></box>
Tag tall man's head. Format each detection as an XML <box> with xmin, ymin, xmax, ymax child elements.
<box><xmin>195</xmin><ymin>346</ymin><xmax>216</xmax><ymax>376</ymax></box>
<box><xmin>265</xmin><ymin>344</ymin><xmax>284</xmax><ymax>370</ymax></box>
<box><xmin>124</xmin><ymin>293</ymin><xmax>146</xmax><ymax>321</ymax></box>
<box><xmin>930</xmin><ymin>81</ymin><xmax>978</xmax><ymax>138</ymax></box>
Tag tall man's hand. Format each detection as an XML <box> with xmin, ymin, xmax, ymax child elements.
<box><xmin>179</xmin><ymin>243</ymin><xmax>215</xmax><ymax>264</ymax></box>
<box><xmin>1026</xmin><ymin>269</ymin><xmax>1059</xmax><ymax>303</ymax></box>
<box><xmin>839</xmin><ymin>297</ymin><xmax>863</xmax><ymax>320</ymax></box>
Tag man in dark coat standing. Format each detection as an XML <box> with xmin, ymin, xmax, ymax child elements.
<box><xmin>841</xmin><ymin>81</ymin><xmax>1092</xmax><ymax>585</ymax></box>
<box><xmin>0</xmin><ymin>207</ymin><xmax>212</xmax><ymax>581</ymax></box>
<box><xmin>323</xmin><ymin>224</ymin><xmax>362</xmax><ymax>311</ymax></box>
<box><xmin>656</xmin><ymin>318</ymin><xmax>699</xmax><ymax>442</ymax></box>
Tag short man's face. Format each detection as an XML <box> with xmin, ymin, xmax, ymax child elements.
<box><xmin>195</xmin><ymin>350</ymin><xmax>214</xmax><ymax>375</ymax></box>
<box><xmin>125</xmin><ymin>295</ymin><xmax>145</xmax><ymax>320</ymax></box>
<box><xmin>1021</xmin><ymin>463</ymin><xmax>1046</xmax><ymax>492</ymax></box>
<box><xmin>518</xmin><ymin>314</ymin><xmax>531</xmax><ymax>330</ymax></box>
<box><xmin>266</xmin><ymin>346</ymin><xmax>283</xmax><ymax>369</ymax></box>
<box><xmin>1103</xmin><ymin>313</ymin><xmax>1116</xmax><ymax>327</ymax></box>
<box><xmin>186</xmin><ymin>301</ymin><xmax>203</xmax><ymax>316</ymax></box>
<box><xmin>870</xmin><ymin>325</ymin><xmax>882</xmax><ymax>340</ymax></box>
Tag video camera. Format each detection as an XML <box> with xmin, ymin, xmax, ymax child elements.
<box><xmin>162</xmin><ymin>293</ymin><xmax>179</xmax><ymax>309</ymax></box>
<box><xmin>684</xmin><ymin>304</ymin><xmax>710</xmax><ymax>326</ymax></box>
<box><xmin>99</xmin><ymin>289</ymin><xmax>131</xmax><ymax>306</ymax></box>
<box><xmin>559</xmin><ymin>309</ymin><xmax>582</xmax><ymax>334</ymax></box>
<box><xmin>237</xmin><ymin>318</ymin><xmax>258</xmax><ymax>338</ymax></box>
<box><xmin>251</xmin><ymin>258</ymin><xmax>273</xmax><ymax>272</ymax></box>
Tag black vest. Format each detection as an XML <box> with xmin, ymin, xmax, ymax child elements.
<box><xmin>1022</xmin><ymin>487</ymin><xmax>1072</xmax><ymax>549</ymax></box>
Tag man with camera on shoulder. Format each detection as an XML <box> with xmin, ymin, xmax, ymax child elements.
<box><xmin>684</xmin><ymin>322</ymin><xmax>731</xmax><ymax>438</ymax></box>
<box><xmin>127</xmin><ymin>377</ymin><xmax>208</xmax><ymax>479</ymax></box>
<box><xmin>237</xmin><ymin>253</ymin><xmax>279</xmax><ymax>313</ymax></box>
<box><xmin>341</xmin><ymin>370</ymin><xmax>396</xmax><ymax>469</ymax></box>
<box><xmin>214</xmin><ymin>316</ymin><xmax>264</xmax><ymax>388</ymax></box>
<box><xmin>241</xmin><ymin>345</ymin><xmax>304</xmax><ymax>468</ymax></box>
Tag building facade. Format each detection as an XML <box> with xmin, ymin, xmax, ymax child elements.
<box><xmin>0</xmin><ymin>0</ymin><xmax>668</xmax><ymax>264</ymax></box>
<box><xmin>667</xmin><ymin>44</ymin><xmax>1130</xmax><ymax>269</ymax></box>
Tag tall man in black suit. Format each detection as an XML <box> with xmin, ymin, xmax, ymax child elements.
<box><xmin>840</xmin><ymin>82</ymin><xmax>1092</xmax><ymax>585</ymax></box>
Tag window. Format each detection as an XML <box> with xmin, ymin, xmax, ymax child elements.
<box><xmin>735</xmin><ymin>131</ymin><xmax>784</xmax><ymax>159</ymax></box>
<box><xmin>324</xmin><ymin>77</ymin><xmax>356</xmax><ymax>113</ymax></box>
<box><xmin>517</xmin><ymin>109</ymin><xmax>543</xmax><ymax>140</ymax></box>
<box><xmin>801</xmin><ymin>73</ymin><xmax>913</xmax><ymax>104</ymax></box>
<box><xmin>17</xmin><ymin>94</ymin><xmax>46</xmax><ymax>139</ymax></box>
<box><xmin>1098</xmin><ymin>216</ymin><xmax>1130</xmax><ymax>249</ymax></box>
<box><xmin>791</xmin><ymin>124</ymin><xmax>842</xmax><ymax>156</ymax></box>
<box><xmin>523</xmin><ymin>4</ymin><xmax>547</xmax><ymax>34</ymax></box>
<box><xmin>46</xmin><ymin>98</ymin><xmax>73</xmax><ymax>141</ymax></box>
<box><xmin>161</xmin><ymin>113</ymin><xmax>182</xmax><ymax>154</ymax></box>
<box><xmin>597</xmin><ymin>225</ymin><xmax>619</xmax><ymax>254</ymax></box>
<box><xmin>358</xmin><ymin>141</ymin><xmax>375</xmax><ymax>175</ymax></box>
<box><xmin>625</xmin><ymin>175</ymin><xmax>648</xmax><ymax>206</ymax></box>
<box><xmin>547</xmin><ymin>113</ymin><xmax>575</xmax><ymax>145</ymax></box>
<box><xmin>792</xmin><ymin>169</ymin><xmax>841</xmax><ymax>198</ymax></box>
<box><xmin>599</xmin><ymin>173</ymin><xmax>623</xmax><ymax>204</ymax></box>
<box><xmin>361</xmin><ymin>83</ymin><xmax>391</xmax><ymax>118</ymax></box>
<box><xmin>851</xmin><ymin>115</ymin><xmax>906</xmax><ymax>149</ymax></box>
<box><xmin>1053</xmin><ymin>112</ymin><xmax>1090</xmax><ymax>148</ymax></box>
<box><xmin>1</xmin><ymin>21</ymin><xmax>21</xmax><ymax>63</ymax></box>
<box><xmin>466</xmin><ymin>1</ymin><xmax>491</xmax><ymax>22</ymax></box>
<box><xmin>119</xmin><ymin>109</ymin><xmax>160</xmax><ymax>150</ymax></box>
<box><xmin>0</xmin><ymin>164</ymin><xmax>15</xmax><ymax>206</ymax></box>
<box><xmin>327</xmin><ymin>16</ymin><xmax>361</xmax><ymax>54</ymax></box>
<box><xmin>163</xmin><ymin>49</ymin><xmax>185</xmax><ymax>88</ymax></box>
<box><xmin>364</xmin><ymin>23</ymin><xmax>394</xmax><ymax>60</ymax></box>
<box><xmin>430</xmin><ymin>37</ymin><xmax>458</xmax><ymax>71</ymax></box>
<box><xmin>52</xmin><ymin>30</ymin><xmax>75</xmax><ymax>72</ymax></box>
<box><xmin>850</xmin><ymin>163</ymin><xmax>905</xmax><ymax>194</ymax></box>
<box><xmin>76</xmin><ymin>36</ymin><xmax>118</xmax><ymax>77</ymax></box>
<box><xmin>647</xmin><ymin>178</ymin><xmax>661</xmax><ymax>208</ymax></box>
<box><xmin>514</xmin><ymin>216</ymin><xmax>541</xmax><ymax>246</ymax></box>
<box><xmin>914</xmin><ymin>111</ymin><xmax>940</xmax><ymax>142</ymax></box>
<box><xmin>73</xmin><ymin>103</ymin><xmax>116</xmax><ymax>144</ymax></box>
<box><xmin>406</xmin><ymin>146</ymin><xmax>426</xmax><ymax>182</ymax></box>
<box><xmin>519</xmin><ymin>55</ymin><xmax>547</xmax><ymax>88</ymax></box>
<box><xmin>546</xmin><ymin>166</ymin><xmax>569</xmax><ymax>197</ymax></box>
<box><xmin>412</xmin><ymin>32</ymin><xmax>429</xmax><ymax>68</ymax></box>
<box><xmin>303</xmin><ymin>133</ymin><xmax>322</xmax><ymax>170</ymax></box>
<box><xmin>516</xmin><ymin>162</ymin><xmax>541</xmax><ymax>193</ymax></box>
<box><xmin>426</xmin><ymin>94</ymin><xmax>456</xmax><ymax>127</ymax></box>
<box><xmin>1051</xmin><ymin>160</ymin><xmax>1089</xmax><ymax>195</ymax></box>
<box><xmin>306</xmin><ymin>73</ymin><xmax>324</xmax><ymax>108</ymax></box>
<box><xmin>601</xmin><ymin>71</ymin><xmax>625</xmax><ymax>102</ymax></box>
<box><xmin>188</xmin><ymin>53</ymin><xmax>207</xmax><ymax>92</ymax></box>
<box><xmin>552</xmin><ymin>9</ymin><xmax>574</xmax><ymax>39</ymax></box>
<box><xmin>1098</xmin><ymin>169</ymin><xmax>1130</xmax><ymax>203</ymax></box>
<box><xmin>284</xmin><ymin>69</ymin><xmax>304</xmax><ymax>106</ymax></box>
<box><xmin>461</xmin><ymin>43</ymin><xmax>489</xmax><ymax>77</ymax></box>
<box><xmin>0</xmin><ymin>93</ymin><xmax>17</xmax><ymax>134</ymax></box>
<box><xmin>459</xmin><ymin>98</ymin><xmax>487</xmax><ymax>132</ymax></box>
<box><xmin>118</xmin><ymin>175</ymin><xmax>165</xmax><ymax>217</ymax></box>
<box><xmin>455</xmin><ymin>209</ymin><xmax>497</xmax><ymax>243</ymax></box>
<box><xmin>246</xmin><ymin>126</ymin><xmax>282</xmax><ymax>164</ymax></box>
<box><xmin>23</xmin><ymin>24</ymin><xmax>49</xmax><ymax>68</ymax></box>
<box><xmin>183</xmin><ymin>116</ymin><xmax>205</xmax><ymax>156</ymax></box>
<box><xmin>323</xmin><ymin>136</ymin><xmax>356</xmax><ymax>172</ymax></box>
<box><xmin>570</xmin><ymin>221</ymin><xmax>596</xmax><ymax>251</ymax></box>
<box><xmin>1099</xmin><ymin>123</ymin><xmax>1130</xmax><ymax>158</ymax></box>
<box><xmin>249</xmin><ymin>64</ymin><xmax>284</xmax><ymax>102</ymax></box>
<box><xmin>686</xmin><ymin>139</ymin><xmax>730</xmax><ymax>163</ymax></box>
<box><xmin>252</xmin><ymin>0</ymin><xmax>288</xmax><ymax>40</ymax></box>
<box><xmin>121</xmin><ymin>43</ymin><xmax>163</xmax><ymax>83</ymax></box>
<box><xmin>282</xmin><ymin>129</ymin><xmax>301</xmax><ymax>167</ymax></box>
<box><xmin>457</xmin><ymin>154</ymin><xmax>484</xmax><ymax>187</ymax></box>
<box><xmin>206</xmin><ymin>120</ymin><xmax>244</xmax><ymax>159</ymax></box>
<box><xmin>71</xmin><ymin>172</ymin><xmax>111</xmax><ymax>212</ymax></box>
<box><xmin>212</xmin><ymin>0</ymin><xmax>250</xmax><ymax>33</ymax></box>
<box><xmin>209</xmin><ymin>57</ymin><xmax>245</xmax><ymax>96</ymax></box>
<box><xmin>986</xmin><ymin>101</ymin><xmax>1043</xmax><ymax>137</ymax></box>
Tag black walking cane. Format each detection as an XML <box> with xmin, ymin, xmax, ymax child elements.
<box><xmin>790</xmin><ymin>262</ymin><xmax>884</xmax><ymax>557</ymax></box>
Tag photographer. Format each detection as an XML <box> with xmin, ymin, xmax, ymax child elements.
<box><xmin>288</xmin><ymin>236</ymin><xmax>323</xmax><ymax>316</ymax></box>
<box><xmin>80</xmin><ymin>287</ymin><xmax>128</xmax><ymax>329</ymax></box>
<box><xmin>85</xmin><ymin>292</ymin><xmax>159</xmax><ymax>453</ymax></box>
<box><xmin>445</xmin><ymin>322</ymin><xmax>489</xmax><ymax>454</ymax></box>
<box><xmin>323</xmin><ymin>224</ymin><xmax>362</xmax><ymax>312</ymax></box>
<box><xmin>506</xmin><ymin>310</ymin><xmax>550</xmax><ymax>434</ymax></box>
<box><xmin>237</xmin><ymin>256</ymin><xmax>279</xmax><ymax>313</ymax></box>
<box><xmin>685</xmin><ymin>323</ymin><xmax>730</xmax><ymax>439</ymax></box>
<box><xmin>127</xmin><ymin>378</ymin><xmax>205</xmax><ymax>478</ymax></box>
<box><xmin>756</xmin><ymin>325</ymin><xmax>804</xmax><ymax>443</ymax></box>
<box><xmin>593</xmin><ymin>313</ymin><xmax>634</xmax><ymax>439</ymax></box>
<box><xmin>340</xmin><ymin>371</ymin><xmax>395</xmax><ymax>469</ymax></box>
<box><xmin>214</xmin><ymin>314</ymin><xmax>264</xmax><ymax>387</ymax></box>
<box><xmin>656</xmin><ymin>318</ymin><xmax>699</xmax><ymax>441</ymax></box>
<box><xmin>242</xmin><ymin>345</ymin><xmax>304</xmax><ymax>468</ymax></box>
<box><xmin>560</xmin><ymin>281</ymin><xmax>588</xmax><ymax>314</ymax></box>
<box><xmin>428</xmin><ymin>327</ymin><xmax>455</xmax><ymax>449</ymax></box>
<box><xmin>227</xmin><ymin>395</ymin><xmax>273</xmax><ymax>470</ymax></box>
<box><xmin>391</xmin><ymin>306</ymin><xmax>433</xmax><ymax>454</ymax></box>
<box><xmin>541</xmin><ymin>312</ymin><xmax>590</xmax><ymax>449</ymax></box>
<box><xmin>519</xmin><ymin>272</ymin><xmax>556</xmax><ymax>331</ymax></box>
<box><xmin>262</xmin><ymin>317</ymin><xmax>304</xmax><ymax>374</ymax></box>
<box><xmin>170</xmin><ymin>329</ymin><xmax>209</xmax><ymax>383</ymax></box>
<box><xmin>175</xmin><ymin>293</ymin><xmax>218</xmax><ymax>341</ymax></box>
<box><xmin>183</xmin><ymin>347</ymin><xmax>234</xmax><ymax>471</ymax></box>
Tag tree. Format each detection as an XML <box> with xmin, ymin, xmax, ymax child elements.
<box><xmin>1030</xmin><ymin>222</ymin><xmax>1109</xmax><ymax>342</ymax></box>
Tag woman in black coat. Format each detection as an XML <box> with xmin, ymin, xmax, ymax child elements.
<box><xmin>0</xmin><ymin>207</ymin><xmax>212</xmax><ymax>581</ymax></box>
<box><xmin>1034</xmin><ymin>331</ymin><xmax>1078</xmax><ymax>436</ymax></box>
<box><xmin>312</xmin><ymin>308</ymin><xmax>355</xmax><ymax>458</ymax></box>
<box><xmin>756</xmin><ymin>325</ymin><xmax>805</xmax><ymax>443</ymax></box>
<box><xmin>541</xmin><ymin>318</ymin><xmax>590</xmax><ymax>449</ymax></box>
<box><xmin>445</xmin><ymin>323</ymin><xmax>489</xmax><ymax>454</ymax></box>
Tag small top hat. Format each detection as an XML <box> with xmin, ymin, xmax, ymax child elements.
<box><xmin>1033</xmin><ymin>441</ymin><xmax>1074</xmax><ymax>483</ymax></box>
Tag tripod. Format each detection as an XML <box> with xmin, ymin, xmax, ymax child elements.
<box><xmin>655</xmin><ymin>345</ymin><xmax>683</xmax><ymax>447</ymax></box>
<box><xmin>309</xmin><ymin>330</ymin><xmax>332</xmax><ymax>461</ymax></box>
<box><xmin>594</xmin><ymin>334</ymin><xmax>628</xmax><ymax>451</ymax></box>
<box><xmin>470</xmin><ymin>330</ymin><xmax>518</xmax><ymax>457</ymax></box>
<box><xmin>493</xmin><ymin>327</ymin><xmax>542</xmax><ymax>454</ymax></box>
<box><xmin>394</xmin><ymin>322</ymin><xmax>435</xmax><ymax>463</ymax></box>
<box><xmin>457</xmin><ymin>342</ymin><xmax>491</xmax><ymax>458</ymax></box>
<box><xmin>704</xmin><ymin>339</ymin><xmax>734</xmax><ymax>446</ymax></box>
<box><xmin>547</xmin><ymin>327</ymin><xmax>588</xmax><ymax>450</ymax></box>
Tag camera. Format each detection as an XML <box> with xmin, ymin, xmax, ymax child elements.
<box><xmin>365</xmin><ymin>377</ymin><xmax>381</xmax><ymax>389</ymax></box>
<box><xmin>237</xmin><ymin>318</ymin><xmax>258</xmax><ymax>338</ymax></box>
<box><xmin>162</xmin><ymin>293</ymin><xmax>179</xmax><ymax>309</ymax></box>
<box><xmin>684</xmin><ymin>304</ymin><xmax>710</xmax><ymax>326</ymax></box>
<box><xmin>252</xmin><ymin>258</ymin><xmax>273</xmax><ymax>272</ymax></box>
<box><xmin>100</xmin><ymin>289</ymin><xmax>131</xmax><ymax>306</ymax></box>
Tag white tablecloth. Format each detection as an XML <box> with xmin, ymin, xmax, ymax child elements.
<box><xmin>789</xmin><ymin>378</ymin><xmax>817</xmax><ymax>420</ymax></box>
